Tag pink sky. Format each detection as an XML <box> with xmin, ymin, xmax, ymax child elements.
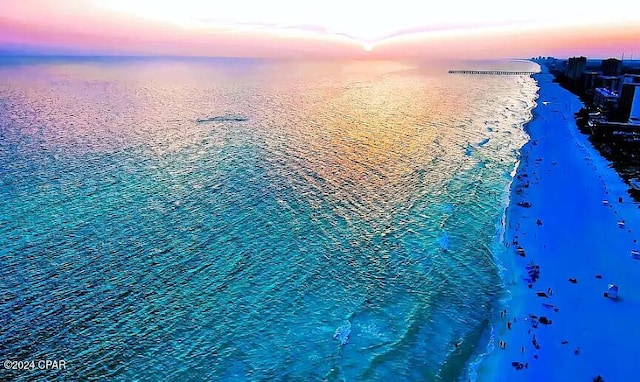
<box><xmin>1</xmin><ymin>0</ymin><xmax>639</xmax><ymax>59</ymax></box>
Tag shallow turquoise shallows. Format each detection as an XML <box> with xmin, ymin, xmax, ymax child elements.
<box><xmin>0</xmin><ymin>57</ymin><xmax>538</xmax><ymax>381</ymax></box>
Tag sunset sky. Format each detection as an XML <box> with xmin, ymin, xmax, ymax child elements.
<box><xmin>1</xmin><ymin>0</ymin><xmax>639</xmax><ymax>59</ymax></box>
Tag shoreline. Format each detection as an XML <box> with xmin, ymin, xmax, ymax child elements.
<box><xmin>464</xmin><ymin>66</ymin><xmax>540</xmax><ymax>382</ymax></box>
<box><xmin>475</xmin><ymin>65</ymin><xmax>640</xmax><ymax>381</ymax></box>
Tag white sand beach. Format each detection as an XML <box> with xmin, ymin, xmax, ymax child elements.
<box><xmin>477</xmin><ymin>66</ymin><xmax>640</xmax><ymax>381</ymax></box>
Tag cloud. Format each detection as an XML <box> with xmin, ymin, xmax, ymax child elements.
<box><xmin>1</xmin><ymin>0</ymin><xmax>638</xmax><ymax>58</ymax></box>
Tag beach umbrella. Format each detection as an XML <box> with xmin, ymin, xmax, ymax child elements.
<box><xmin>605</xmin><ymin>284</ymin><xmax>619</xmax><ymax>299</ymax></box>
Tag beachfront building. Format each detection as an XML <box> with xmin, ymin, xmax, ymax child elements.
<box><xmin>619</xmin><ymin>84</ymin><xmax>640</xmax><ymax>124</ymax></box>
<box><xmin>628</xmin><ymin>86</ymin><xmax>640</xmax><ymax>125</ymax></box>
<box><xmin>601</xmin><ymin>58</ymin><xmax>622</xmax><ymax>76</ymax></box>
<box><xmin>593</xmin><ymin>88</ymin><xmax>620</xmax><ymax>112</ymax></box>
<box><xmin>618</xmin><ymin>74</ymin><xmax>640</xmax><ymax>94</ymax></box>
<box><xmin>583</xmin><ymin>71</ymin><xmax>599</xmax><ymax>96</ymax></box>
<box><xmin>596</xmin><ymin>75</ymin><xmax>620</xmax><ymax>92</ymax></box>
<box><xmin>565</xmin><ymin>56</ymin><xmax>587</xmax><ymax>81</ymax></box>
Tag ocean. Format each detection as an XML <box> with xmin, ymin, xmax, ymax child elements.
<box><xmin>0</xmin><ymin>57</ymin><xmax>538</xmax><ymax>381</ymax></box>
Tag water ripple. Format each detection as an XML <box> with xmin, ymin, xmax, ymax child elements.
<box><xmin>0</xmin><ymin>58</ymin><xmax>538</xmax><ymax>381</ymax></box>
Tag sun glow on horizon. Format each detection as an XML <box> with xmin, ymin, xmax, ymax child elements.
<box><xmin>96</xmin><ymin>0</ymin><xmax>640</xmax><ymax>46</ymax></box>
<box><xmin>2</xmin><ymin>0</ymin><xmax>639</xmax><ymax>58</ymax></box>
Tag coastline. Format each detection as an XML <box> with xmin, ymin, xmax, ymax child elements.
<box><xmin>476</xmin><ymin>66</ymin><xmax>640</xmax><ymax>381</ymax></box>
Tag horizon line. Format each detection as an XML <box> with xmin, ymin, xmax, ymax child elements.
<box><xmin>1</xmin><ymin>52</ymin><xmax>639</xmax><ymax>62</ymax></box>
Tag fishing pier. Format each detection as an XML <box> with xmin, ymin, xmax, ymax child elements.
<box><xmin>448</xmin><ymin>70</ymin><xmax>537</xmax><ymax>75</ymax></box>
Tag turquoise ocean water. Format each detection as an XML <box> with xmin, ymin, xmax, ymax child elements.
<box><xmin>0</xmin><ymin>58</ymin><xmax>537</xmax><ymax>381</ymax></box>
